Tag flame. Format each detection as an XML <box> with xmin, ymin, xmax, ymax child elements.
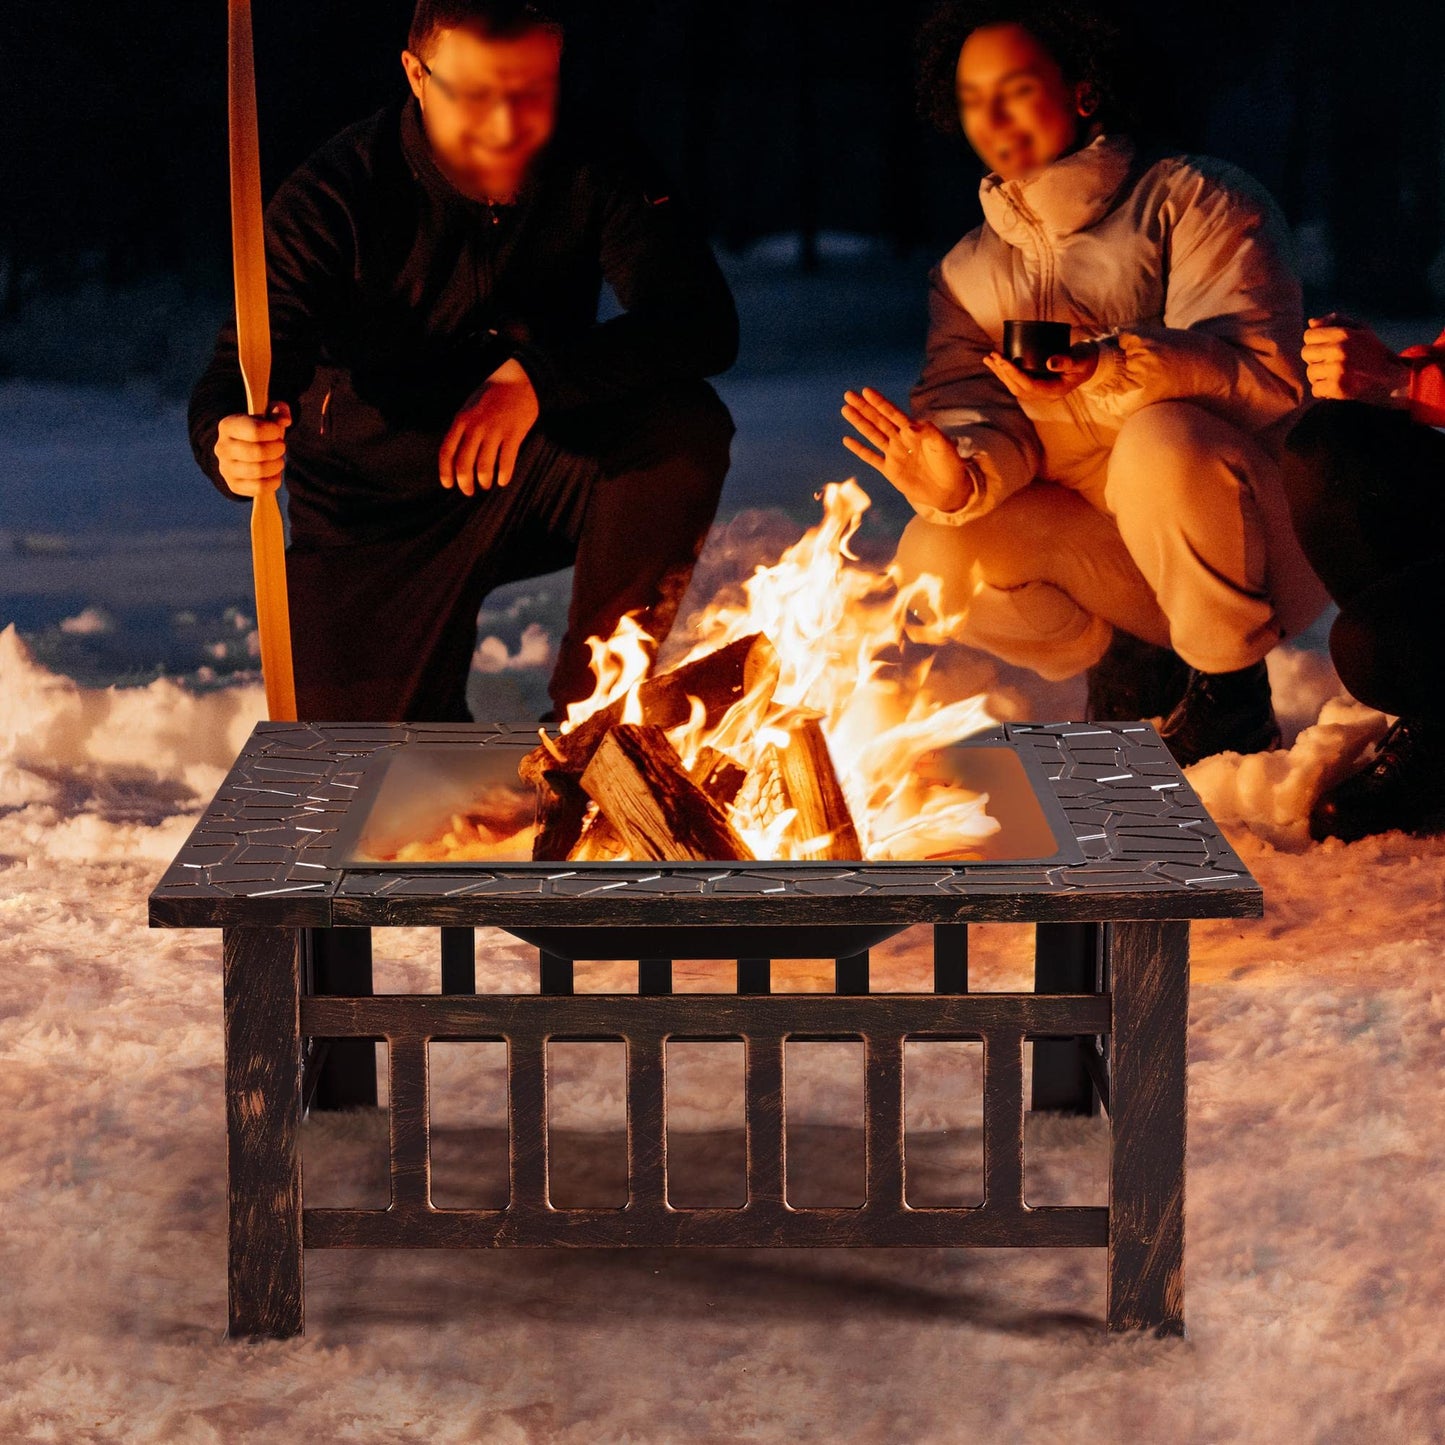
<box><xmin>564</xmin><ymin>612</ymin><xmax>654</xmax><ymax>732</ymax></box>
<box><xmin>564</xmin><ymin>479</ymin><xmax>1003</xmax><ymax>861</ymax></box>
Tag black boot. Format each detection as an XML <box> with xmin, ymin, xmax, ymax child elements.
<box><xmin>1085</xmin><ymin>630</ymin><xmax>1191</xmax><ymax>723</ymax></box>
<box><xmin>1158</xmin><ymin>660</ymin><xmax>1282</xmax><ymax>768</ymax></box>
<box><xmin>1308</xmin><ymin>718</ymin><xmax>1445</xmax><ymax>843</ymax></box>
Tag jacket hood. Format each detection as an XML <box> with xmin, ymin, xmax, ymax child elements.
<box><xmin>979</xmin><ymin>132</ymin><xmax>1138</xmax><ymax>244</ymax></box>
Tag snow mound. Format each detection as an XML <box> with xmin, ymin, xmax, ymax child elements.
<box><xmin>1187</xmin><ymin>695</ymin><xmax>1391</xmax><ymax>851</ymax></box>
<box><xmin>0</xmin><ymin>623</ymin><xmax>265</xmax><ymax>865</ymax></box>
<box><xmin>0</xmin><ymin>617</ymin><xmax>1401</xmax><ymax>867</ymax></box>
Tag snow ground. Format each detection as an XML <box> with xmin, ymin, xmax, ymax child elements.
<box><xmin>2</xmin><ymin>621</ymin><xmax>1444</xmax><ymax>1439</ymax></box>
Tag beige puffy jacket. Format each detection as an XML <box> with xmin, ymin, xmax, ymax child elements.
<box><xmin>909</xmin><ymin>131</ymin><xmax>1322</xmax><ymax>632</ymax></box>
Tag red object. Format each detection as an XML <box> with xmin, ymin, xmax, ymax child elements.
<box><xmin>1399</xmin><ymin>325</ymin><xmax>1445</xmax><ymax>426</ymax></box>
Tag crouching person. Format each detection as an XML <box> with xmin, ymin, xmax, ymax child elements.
<box><xmin>1280</xmin><ymin>315</ymin><xmax>1445</xmax><ymax>842</ymax></box>
<box><xmin>843</xmin><ymin>0</ymin><xmax>1328</xmax><ymax>767</ymax></box>
<box><xmin>189</xmin><ymin>0</ymin><xmax>737</xmax><ymax>725</ymax></box>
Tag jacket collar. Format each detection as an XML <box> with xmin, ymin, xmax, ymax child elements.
<box><xmin>979</xmin><ymin>131</ymin><xmax>1137</xmax><ymax>245</ymax></box>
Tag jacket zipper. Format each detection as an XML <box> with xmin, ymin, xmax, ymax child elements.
<box><xmin>1010</xmin><ymin>185</ymin><xmax>1109</xmax><ymax>451</ymax></box>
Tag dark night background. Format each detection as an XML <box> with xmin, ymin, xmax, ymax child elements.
<box><xmin>0</xmin><ymin>0</ymin><xmax>1443</xmax><ymax>699</ymax></box>
<box><xmin>4</xmin><ymin>0</ymin><xmax>1445</xmax><ymax>348</ymax></box>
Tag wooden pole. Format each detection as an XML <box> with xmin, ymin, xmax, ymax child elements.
<box><xmin>228</xmin><ymin>0</ymin><xmax>297</xmax><ymax>722</ymax></box>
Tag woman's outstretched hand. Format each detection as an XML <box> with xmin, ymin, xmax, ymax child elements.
<box><xmin>841</xmin><ymin>387</ymin><xmax>975</xmax><ymax>514</ymax></box>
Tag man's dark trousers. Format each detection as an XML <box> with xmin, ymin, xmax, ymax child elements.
<box><xmin>1280</xmin><ymin>400</ymin><xmax>1445</xmax><ymax>722</ymax></box>
<box><xmin>285</xmin><ymin>378</ymin><xmax>733</xmax><ymax>723</ymax></box>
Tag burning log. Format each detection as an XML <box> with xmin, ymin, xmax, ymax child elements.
<box><xmin>567</xmin><ymin>809</ymin><xmax>626</xmax><ymax>862</ymax></box>
<box><xmin>519</xmin><ymin>633</ymin><xmax>778</xmax><ymax>788</ymax></box>
<box><xmin>686</xmin><ymin>745</ymin><xmax>748</xmax><ymax>810</ymax></box>
<box><xmin>532</xmin><ymin>770</ymin><xmax>589</xmax><ymax>861</ymax></box>
<box><xmin>776</xmin><ymin>719</ymin><xmax>861</xmax><ymax>861</ymax></box>
<box><xmin>579</xmin><ymin>724</ymin><xmax>754</xmax><ymax>862</ymax></box>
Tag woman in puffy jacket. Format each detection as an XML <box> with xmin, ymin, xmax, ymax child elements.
<box><xmin>842</xmin><ymin>0</ymin><xmax>1328</xmax><ymax>767</ymax></box>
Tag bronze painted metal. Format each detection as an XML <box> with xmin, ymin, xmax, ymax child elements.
<box><xmin>150</xmin><ymin>720</ymin><xmax>1259</xmax><ymax>1341</ymax></box>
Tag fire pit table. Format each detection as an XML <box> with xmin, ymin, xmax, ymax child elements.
<box><xmin>148</xmin><ymin>717</ymin><xmax>1261</xmax><ymax>1340</ymax></box>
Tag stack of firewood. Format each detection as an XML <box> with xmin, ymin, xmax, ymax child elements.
<box><xmin>519</xmin><ymin>633</ymin><xmax>863</xmax><ymax>863</ymax></box>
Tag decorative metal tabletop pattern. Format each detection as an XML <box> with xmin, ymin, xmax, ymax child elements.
<box><xmin>147</xmin><ymin>720</ymin><xmax>1261</xmax><ymax>927</ymax></box>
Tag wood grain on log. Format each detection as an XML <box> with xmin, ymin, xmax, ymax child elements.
<box><xmin>567</xmin><ymin>810</ymin><xmax>626</xmax><ymax>862</ymax></box>
<box><xmin>686</xmin><ymin>746</ymin><xmax>748</xmax><ymax>810</ymax></box>
<box><xmin>776</xmin><ymin>718</ymin><xmax>861</xmax><ymax>860</ymax></box>
<box><xmin>532</xmin><ymin>772</ymin><xmax>589</xmax><ymax>861</ymax></box>
<box><xmin>580</xmin><ymin>724</ymin><xmax>753</xmax><ymax>862</ymax></box>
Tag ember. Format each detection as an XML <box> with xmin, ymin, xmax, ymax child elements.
<box><xmin>384</xmin><ymin>481</ymin><xmax>1003</xmax><ymax>865</ymax></box>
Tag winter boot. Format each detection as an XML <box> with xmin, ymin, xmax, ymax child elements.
<box><xmin>1308</xmin><ymin>718</ymin><xmax>1445</xmax><ymax>843</ymax></box>
<box><xmin>1158</xmin><ymin>659</ymin><xmax>1281</xmax><ymax>768</ymax></box>
<box><xmin>1085</xmin><ymin>629</ymin><xmax>1190</xmax><ymax>723</ymax></box>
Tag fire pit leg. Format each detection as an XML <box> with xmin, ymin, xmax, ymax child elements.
<box><xmin>222</xmin><ymin>925</ymin><xmax>304</xmax><ymax>1339</ymax></box>
<box><xmin>1031</xmin><ymin>924</ymin><xmax>1101</xmax><ymax>1115</ymax></box>
<box><xmin>834</xmin><ymin>953</ymin><xmax>869</xmax><ymax>994</ymax></box>
<box><xmin>737</xmin><ymin>958</ymin><xmax>771</xmax><ymax>993</ymax></box>
<box><xmin>1105</xmin><ymin>919</ymin><xmax>1189</xmax><ymax>1336</ymax></box>
<box><xmin>933</xmin><ymin>924</ymin><xmax>969</xmax><ymax>993</ymax></box>
<box><xmin>440</xmin><ymin>928</ymin><xmax>475</xmax><ymax>995</ymax></box>
<box><xmin>540</xmin><ymin>952</ymin><xmax>574</xmax><ymax>994</ymax></box>
<box><xmin>638</xmin><ymin>959</ymin><xmax>673</xmax><ymax>994</ymax></box>
<box><xmin>305</xmin><ymin>928</ymin><xmax>377</xmax><ymax>1110</ymax></box>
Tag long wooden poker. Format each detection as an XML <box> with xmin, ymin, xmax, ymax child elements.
<box><xmin>228</xmin><ymin>0</ymin><xmax>297</xmax><ymax>721</ymax></box>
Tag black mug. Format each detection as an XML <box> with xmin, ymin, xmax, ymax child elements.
<box><xmin>1002</xmin><ymin>320</ymin><xmax>1074</xmax><ymax>379</ymax></box>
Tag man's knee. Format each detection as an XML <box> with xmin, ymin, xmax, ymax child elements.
<box><xmin>603</xmin><ymin>380</ymin><xmax>735</xmax><ymax>483</ymax></box>
<box><xmin>1329</xmin><ymin>558</ymin><xmax>1443</xmax><ymax>716</ymax></box>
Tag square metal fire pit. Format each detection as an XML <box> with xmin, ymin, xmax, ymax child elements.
<box><xmin>148</xmin><ymin>718</ymin><xmax>1262</xmax><ymax>1341</ymax></box>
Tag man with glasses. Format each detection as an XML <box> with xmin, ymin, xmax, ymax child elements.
<box><xmin>189</xmin><ymin>0</ymin><xmax>738</xmax><ymax>725</ymax></box>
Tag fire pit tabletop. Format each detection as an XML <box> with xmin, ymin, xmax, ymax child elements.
<box><xmin>148</xmin><ymin>719</ymin><xmax>1262</xmax><ymax>930</ymax></box>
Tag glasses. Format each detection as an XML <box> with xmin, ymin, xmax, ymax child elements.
<box><xmin>415</xmin><ymin>57</ymin><xmax>558</xmax><ymax>123</ymax></box>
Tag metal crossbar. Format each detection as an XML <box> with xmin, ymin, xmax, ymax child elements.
<box><xmin>300</xmin><ymin>991</ymin><xmax>1110</xmax><ymax>1250</ymax></box>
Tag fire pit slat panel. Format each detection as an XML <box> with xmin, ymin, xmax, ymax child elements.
<box><xmin>744</xmin><ymin>1034</ymin><xmax>786</xmax><ymax>1206</ymax></box>
<box><xmin>863</xmin><ymin>1035</ymin><xmax>905</xmax><ymax>1209</ymax></box>
<box><xmin>626</xmin><ymin>1033</ymin><xmax>668</xmax><ymax>1205</ymax></box>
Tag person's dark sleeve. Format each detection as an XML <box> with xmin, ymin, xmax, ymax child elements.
<box><xmin>187</xmin><ymin>156</ymin><xmax>356</xmax><ymax>502</ymax></box>
<box><xmin>510</xmin><ymin>149</ymin><xmax>739</xmax><ymax>413</ymax></box>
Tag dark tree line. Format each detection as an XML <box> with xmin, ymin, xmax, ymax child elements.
<box><xmin>1</xmin><ymin>0</ymin><xmax>1442</xmax><ymax>321</ymax></box>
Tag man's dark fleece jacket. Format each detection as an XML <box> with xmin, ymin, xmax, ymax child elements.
<box><xmin>188</xmin><ymin>91</ymin><xmax>739</xmax><ymax>548</ymax></box>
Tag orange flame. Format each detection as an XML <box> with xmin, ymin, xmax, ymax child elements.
<box><xmin>566</xmin><ymin>479</ymin><xmax>1000</xmax><ymax>860</ymax></box>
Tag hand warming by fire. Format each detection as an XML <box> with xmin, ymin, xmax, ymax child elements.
<box><xmin>382</xmin><ymin>480</ymin><xmax>1004</xmax><ymax>865</ymax></box>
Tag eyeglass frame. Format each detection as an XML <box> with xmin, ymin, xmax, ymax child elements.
<box><xmin>412</xmin><ymin>54</ymin><xmax>560</xmax><ymax>121</ymax></box>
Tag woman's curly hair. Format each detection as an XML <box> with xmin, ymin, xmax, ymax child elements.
<box><xmin>915</xmin><ymin>0</ymin><xmax>1137</xmax><ymax>139</ymax></box>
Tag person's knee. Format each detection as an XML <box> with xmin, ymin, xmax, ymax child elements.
<box><xmin>896</xmin><ymin>483</ymin><xmax>1095</xmax><ymax>598</ymax></box>
<box><xmin>650</xmin><ymin>380</ymin><xmax>736</xmax><ymax>467</ymax></box>
<box><xmin>1329</xmin><ymin>606</ymin><xmax>1397</xmax><ymax>714</ymax></box>
<box><xmin>895</xmin><ymin>514</ymin><xmax>981</xmax><ymax>625</ymax></box>
<box><xmin>1107</xmin><ymin>401</ymin><xmax>1214</xmax><ymax>496</ymax></box>
<box><xmin>1329</xmin><ymin>560</ymin><xmax>1442</xmax><ymax>716</ymax></box>
<box><xmin>1106</xmin><ymin>401</ymin><xmax>1254</xmax><ymax>523</ymax></box>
